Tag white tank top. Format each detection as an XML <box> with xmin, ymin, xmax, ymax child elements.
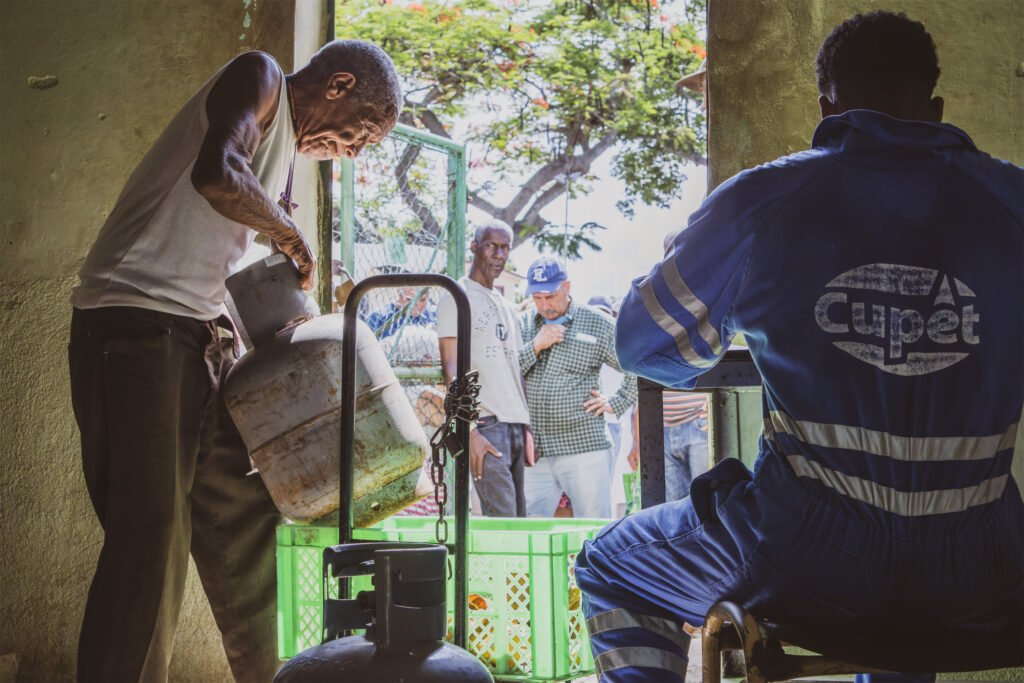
<box><xmin>71</xmin><ymin>54</ymin><xmax>297</xmax><ymax>320</ymax></box>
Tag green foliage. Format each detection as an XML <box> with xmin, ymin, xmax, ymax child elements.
<box><xmin>336</xmin><ymin>0</ymin><xmax>706</xmax><ymax>249</ymax></box>
<box><xmin>530</xmin><ymin>221</ymin><xmax>607</xmax><ymax>260</ymax></box>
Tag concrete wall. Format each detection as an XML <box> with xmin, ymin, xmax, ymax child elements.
<box><xmin>0</xmin><ymin>1</ymin><xmax>329</xmax><ymax>679</ymax></box>
<box><xmin>706</xmin><ymin>0</ymin><xmax>1024</xmax><ymax>188</ymax></box>
<box><xmin>706</xmin><ymin>2</ymin><xmax>1023</xmax><ymax>680</ymax></box>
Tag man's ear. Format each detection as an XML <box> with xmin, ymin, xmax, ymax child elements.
<box><xmin>928</xmin><ymin>96</ymin><xmax>944</xmax><ymax>123</ymax></box>
<box><xmin>469</xmin><ymin>241</ymin><xmax>479</xmax><ymax>255</ymax></box>
<box><xmin>819</xmin><ymin>94</ymin><xmax>839</xmax><ymax>119</ymax></box>
<box><xmin>326</xmin><ymin>72</ymin><xmax>356</xmax><ymax>100</ymax></box>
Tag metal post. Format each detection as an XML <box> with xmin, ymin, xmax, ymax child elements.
<box><xmin>341</xmin><ymin>273</ymin><xmax>472</xmax><ymax>649</ymax></box>
<box><xmin>447</xmin><ymin>148</ymin><xmax>467</xmax><ymax>280</ymax></box>
<box><xmin>637</xmin><ymin>377</ymin><xmax>666</xmax><ymax>508</ymax></box>
<box><xmin>339</xmin><ymin>158</ymin><xmax>355</xmax><ymax>272</ymax></box>
<box><xmin>316</xmin><ymin>158</ymin><xmax>334</xmax><ymax>314</ymax></box>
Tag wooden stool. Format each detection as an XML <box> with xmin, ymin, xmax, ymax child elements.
<box><xmin>701</xmin><ymin>601</ymin><xmax>1024</xmax><ymax>683</ymax></box>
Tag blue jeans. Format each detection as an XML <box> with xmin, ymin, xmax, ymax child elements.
<box><xmin>607</xmin><ymin>421</ymin><xmax>622</xmax><ymax>480</ymax></box>
<box><xmin>474</xmin><ymin>418</ymin><xmax>527</xmax><ymax>517</ymax></box>
<box><xmin>663</xmin><ymin>417</ymin><xmax>708</xmax><ymax>501</ymax></box>
<box><xmin>524</xmin><ymin>449</ymin><xmax>613</xmax><ymax>518</ymax></box>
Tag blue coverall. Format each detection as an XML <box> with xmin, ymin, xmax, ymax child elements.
<box><xmin>576</xmin><ymin>110</ymin><xmax>1024</xmax><ymax>682</ymax></box>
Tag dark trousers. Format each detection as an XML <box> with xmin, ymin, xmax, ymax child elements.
<box><xmin>475</xmin><ymin>417</ymin><xmax>527</xmax><ymax>517</ymax></box>
<box><xmin>69</xmin><ymin>306</ymin><xmax>281</xmax><ymax>683</ymax></box>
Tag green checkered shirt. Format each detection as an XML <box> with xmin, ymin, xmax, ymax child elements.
<box><xmin>519</xmin><ymin>301</ymin><xmax>637</xmax><ymax>458</ymax></box>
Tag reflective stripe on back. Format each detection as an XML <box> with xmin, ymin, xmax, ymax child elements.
<box><xmin>770</xmin><ymin>411</ymin><xmax>1018</xmax><ymax>462</ymax></box>
<box><xmin>787</xmin><ymin>454</ymin><xmax>1008</xmax><ymax>516</ymax></box>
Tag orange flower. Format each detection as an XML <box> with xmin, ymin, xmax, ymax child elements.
<box><xmin>532</xmin><ymin>98</ymin><xmax>549</xmax><ymax>109</ymax></box>
<box><xmin>695</xmin><ymin>45</ymin><xmax>707</xmax><ymax>59</ymax></box>
<box><xmin>408</xmin><ymin>3</ymin><xmax>426</xmax><ymax>12</ymax></box>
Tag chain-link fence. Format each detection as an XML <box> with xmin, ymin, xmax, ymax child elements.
<box><xmin>329</xmin><ymin>124</ymin><xmax>466</xmax><ymax>439</ymax></box>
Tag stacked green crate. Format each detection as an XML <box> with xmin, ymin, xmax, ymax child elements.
<box><xmin>276</xmin><ymin>517</ymin><xmax>611</xmax><ymax>682</ymax></box>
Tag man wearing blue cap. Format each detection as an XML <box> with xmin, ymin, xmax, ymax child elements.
<box><xmin>519</xmin><ymin>256</ymin><xmax>638</xmax><ymax>518</ymax></box>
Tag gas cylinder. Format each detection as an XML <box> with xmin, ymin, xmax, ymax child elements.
<box><xmin>223</xmin><ymin>256</ymin><xmax>429</xmax><ymax>525</ymax></box>
<box><xmin>274</xmin><ymin>543</ymin><xmax>493</xmax><ymax>683</ymax></box>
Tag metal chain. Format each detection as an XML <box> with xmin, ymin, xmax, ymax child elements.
<box><xmin>428</xmin><ymin>370</ymin><xmax>481</xmax><ymax>545</ymax></box>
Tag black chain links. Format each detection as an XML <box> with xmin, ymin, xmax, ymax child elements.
<box><xmin>428</xmin><ymin>370</ymin><xmax>481</xmax><ymax>545</ymax></box>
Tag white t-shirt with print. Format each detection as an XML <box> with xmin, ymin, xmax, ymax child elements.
<box><xmin>437</xmin><ymin>276</ymin><xmax>531</xmax><ymax>425</ymax></box>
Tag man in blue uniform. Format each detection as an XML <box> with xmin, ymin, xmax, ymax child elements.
<box><xmin>575</xmin><ymin>11</ymin><xmax>1023</xmax><ymax>682</ymax></box>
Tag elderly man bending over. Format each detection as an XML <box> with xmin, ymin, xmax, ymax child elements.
<box><xmin>69</xmin><ymin>41</ymin><xmax>401</xmax><ymax>681</ymax></box>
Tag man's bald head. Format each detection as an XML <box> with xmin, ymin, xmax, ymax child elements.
<box><xmin>306</xmin><ymin>40</ymin><xmax>403</xmax><ymax>129</ymax></box>
<box><xmin>289</xmin><ymin>40</ymin><xmax>402</xmax><ymax>160</ymax></box>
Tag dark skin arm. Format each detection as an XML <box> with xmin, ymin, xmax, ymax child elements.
<box><xmin>440</xmin><ymin>337</ymin><xmax>501</xmax><ymax>480</ymax></box>
<box><xmin>191</xmin><ymin>52</ymin><xmax>316</xmax><ymax>289</ymax></box>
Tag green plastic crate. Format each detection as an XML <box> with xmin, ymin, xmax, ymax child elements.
<box><xmin>276</xmin><ymin>517</ymin><xmax>610</xmax><ymax>681</ymax></box>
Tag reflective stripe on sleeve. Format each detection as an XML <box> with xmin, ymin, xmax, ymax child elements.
<box><xmin>661</xmin><ymin>258</ymin><xmax>724</xmax><ymax>356</ymax></box>
<box><xmin>770</xmin><ymin>411</ymin><xmax>1018</xmax><ymax>463</ymax></box>
<box><xmin>595</xmin><ymin>646</ymin><xmax>688</xmax><ymax>680</ymax></box>
<box><xmin>786</xmin><ymin>454</ymin><xmax>1008</xmax><ymax>516</ymax></box>
<box><xmin>586</xmin><ymin>608</ymin><xmax>690</xmax><ymax>651</ymax></box>
<box><xmin>637</xmin><ymin>279</ymin><xmax>714</xmax><ymax>368</ymax></box>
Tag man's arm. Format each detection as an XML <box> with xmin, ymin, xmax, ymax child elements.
<box><xmin>584</xmin><ymin>318</ymin><xmax>639</xmax><ymax>416</ymax></box>
<box><xmin>518</xmin><ymin>312</ymin><xmax>539</xmax><ymax>374</ymax></box>
<box><xmin>519</xmin><ymin>312</ymin><xmax>565</xmax><ymax>374</ymax></box>
<box><xmin>615</xmin><ymin>170</ymin><xmax>778</xmax><ymax>388</ymax></box>
<box><xmin>439</xmin><ymin>328</ymin><xmax>501</xmax><ymax>479</ymax></box>
<box><xmin>191</xmin><ymin>52</ymin><xmax>315</xmax><ymax>289</ymax></box>
<box><xmin>438</xmin><ymin>337</ymin><xmax>457</xmax><ymax>386</ymax></box>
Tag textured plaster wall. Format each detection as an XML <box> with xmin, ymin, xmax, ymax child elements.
<box><xmin>706</xmin><ymin>2</ymin><xmax>1023</xmax><ymax>680</ymax></box>
<box><xmin>0</xmin><ymin>1</ymin><xmax>328</xmax><ymax>680</ymax></box>
<box><xmin>706</xmin><ymin>0</ymin><xmax>1024</xmax><ymax>188</ymax></box>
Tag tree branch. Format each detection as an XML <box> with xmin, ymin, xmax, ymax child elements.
<box><xmin>394</xmin><ymin>144</ymin><xmax>443</xmax><ymax>240</ymax></box>
<box><xmin>469</xmin><ymin>130</ymin><xmax>620</xmax><ymax>245</ymax></box>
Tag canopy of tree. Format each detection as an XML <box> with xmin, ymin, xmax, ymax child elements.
<box><xmin>336</xmin><ymin>0</ymin><xmax>706</xmax><ymax>254</ymax></box>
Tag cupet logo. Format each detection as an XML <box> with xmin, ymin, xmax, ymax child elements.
<box><xmin>531</xmin><ymin>266</ymin><xmax>549</xmax><ymax>282</ymax></box>
<box><xmin>814</xmin><ymin>263</ymin><xmax>980</xmax><ymax>376</ymax></box>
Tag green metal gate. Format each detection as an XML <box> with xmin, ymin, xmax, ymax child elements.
<box><xmin>320</xmin><ymin>123</ymin><xmax>467</xmax><ymax>431</ymax></box>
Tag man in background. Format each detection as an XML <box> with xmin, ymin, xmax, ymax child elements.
<box><xmin>519</xmin><ymin>257</ymin><xmax>637</xmax><ymax>518</ymax></box>
<box><xmin>69</xmin><ymin>41</ymin><xmax>401</xmax><ymax>681</ymax></box>
<box><xmin>365</xmin><ymin>266</ymin><xmax>437</xmax><ymax>339</ymax></box>
<box><xmin>437</xmin><ymin>225</ymin><xmax>531</xmax><ymax>516</ymax></box>
<box><xmin>577</xmin><ymin>12</ymin><xmax>1022</xmax><ymax>681</ymax></box>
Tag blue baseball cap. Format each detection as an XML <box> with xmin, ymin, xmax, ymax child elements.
<box><xmin>525</xmin><ymin>256</ymin><xmax>568</xmax><ymax>295</ymax></box>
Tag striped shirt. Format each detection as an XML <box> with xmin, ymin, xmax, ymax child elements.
<box><xmin>662</xmin><ymin>392</ymin><xmax>707</xmax><ymax>427</ymax></box>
